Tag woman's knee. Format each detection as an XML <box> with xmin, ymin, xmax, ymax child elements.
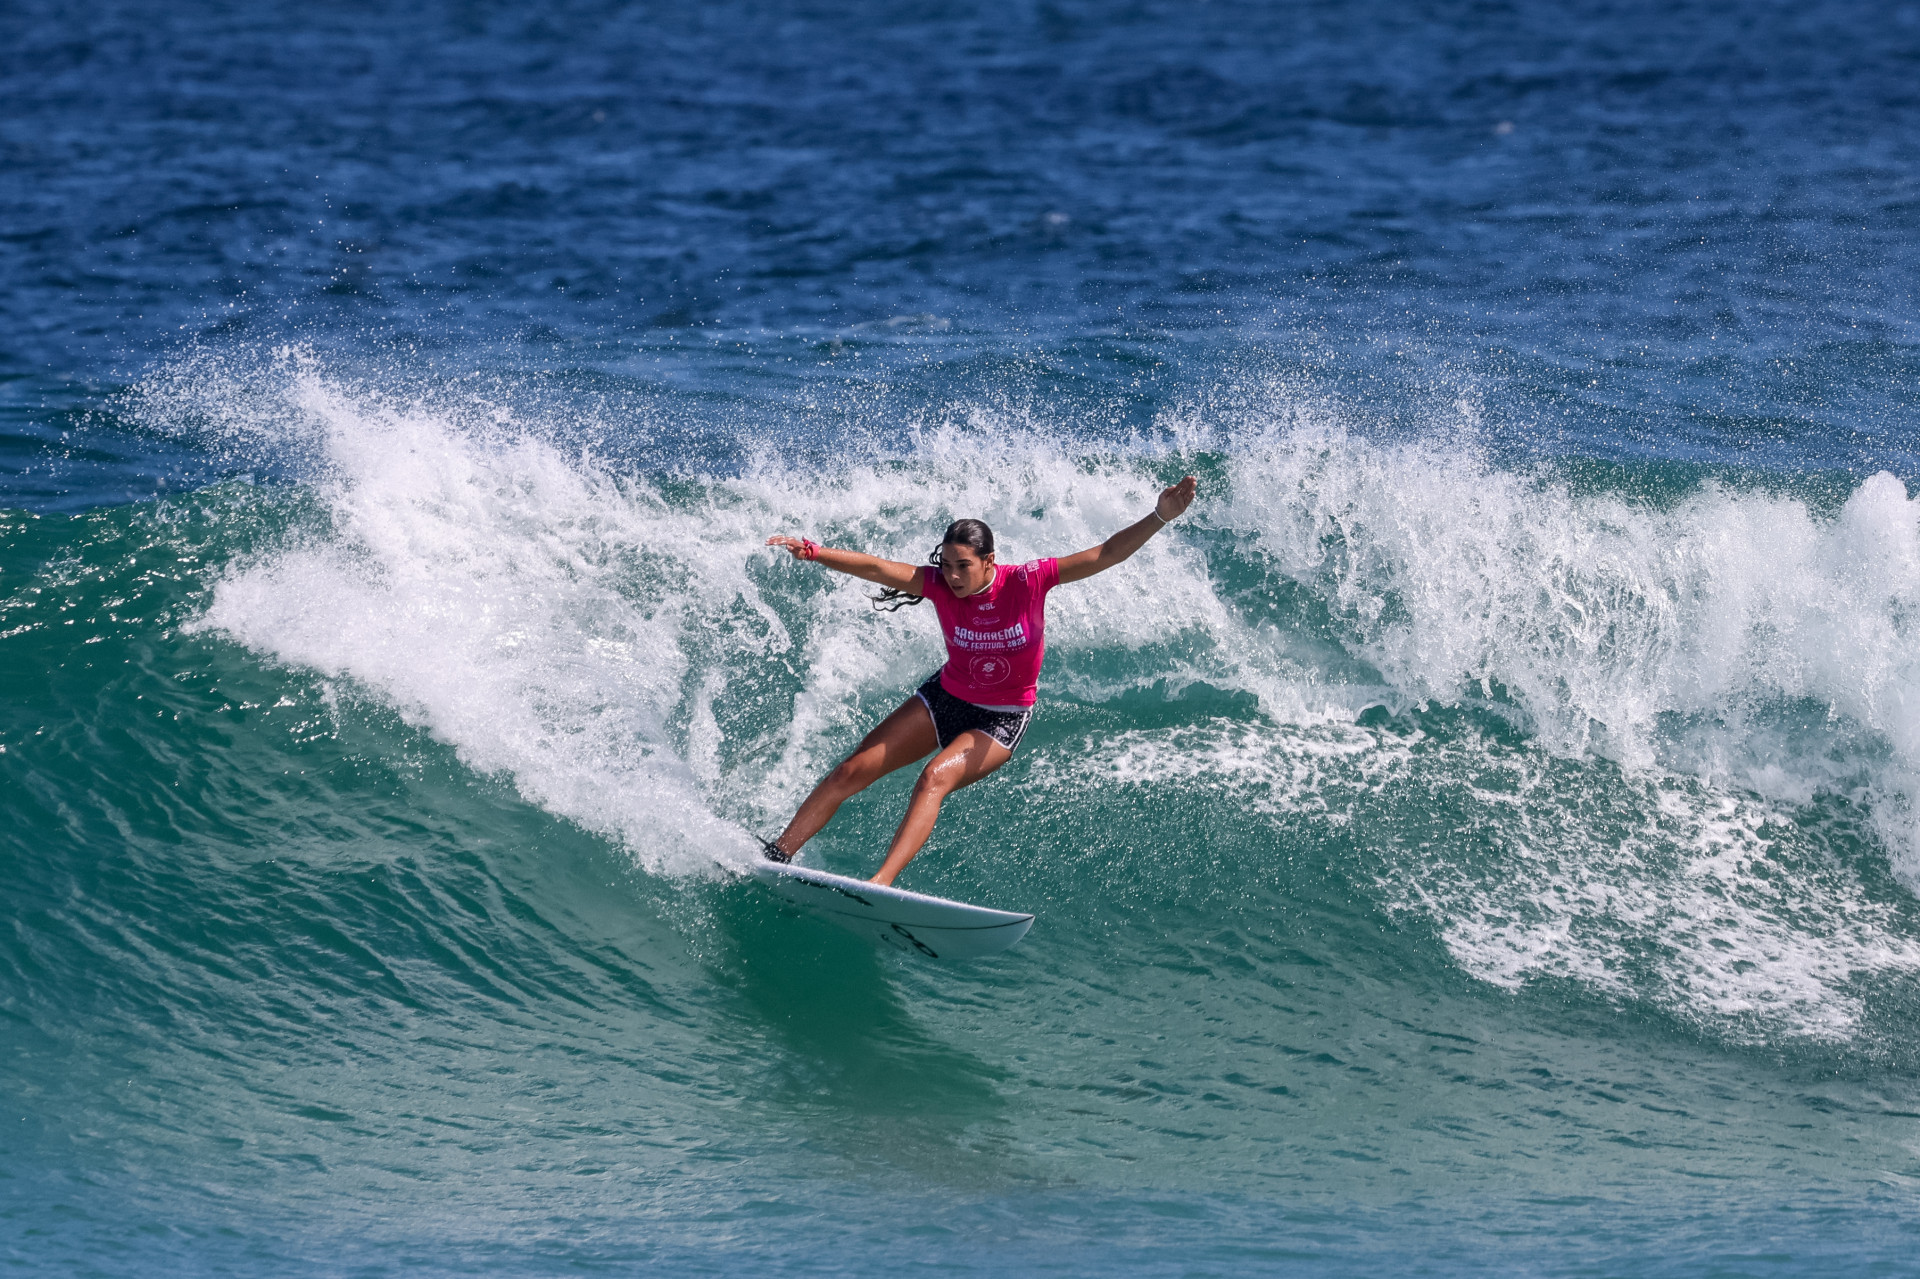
<box><xmin>911</xmin><ymin>762</ymin><xmax>959</xmax><ymax>799</ymax></box>
<box><xmin>828</xmin><ymin>752</ymin><xmax>881</xmax><ymax>792</ymax></box>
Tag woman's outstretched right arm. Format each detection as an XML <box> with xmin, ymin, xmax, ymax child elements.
<box><xmin>765</xmin><ymin>536</ymin><xmax>924</xmax><ymax>595</ymax></box>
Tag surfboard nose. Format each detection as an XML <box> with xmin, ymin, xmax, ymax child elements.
<box><xmin>874</xmin><ymin>914</ymin><xmax>1035</xmax><ymax>960</ymax></box>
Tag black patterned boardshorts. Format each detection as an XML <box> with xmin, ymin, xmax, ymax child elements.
<box><xmin>915</xmin><ymin>674</ymin><xmax>1034</xmax><ymax>753</ymax></box>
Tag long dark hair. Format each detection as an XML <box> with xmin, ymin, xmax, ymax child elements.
<box><xmin>871</xmin><ymin>518</ymin><xmax>995</xmax><ymax>612</ymax></box>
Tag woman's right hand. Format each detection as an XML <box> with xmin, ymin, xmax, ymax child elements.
<box><xmin>766</xmin><ymin>534</ymin><xmax>817</xmax><ymax>561</ymax></box>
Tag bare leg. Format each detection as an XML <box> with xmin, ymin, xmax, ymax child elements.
<box><xmin>870</xmin><ymin>729</ymin><xmax>1013</xmax><ymax>886</ymax></box>
<box><xmin>770</xmin><ymin>696</ymin><xmax>938</xmax><ymax>858</ymax></box>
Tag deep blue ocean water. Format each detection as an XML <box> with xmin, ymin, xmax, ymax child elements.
<box><xmin>7</xmin><ymin>1</ymin><xmax>1920</xmax><ymax>1273</ymax></box>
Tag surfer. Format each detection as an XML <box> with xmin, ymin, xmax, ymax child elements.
<box><xmin>762</xmin><ymin>476</ymin><xmax>1198</xmax><ymax>885</ymax></box>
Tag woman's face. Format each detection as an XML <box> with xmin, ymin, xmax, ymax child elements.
<box><xmin>938</xmin><ymin>542</ymin><xmax>996</xmax><ymax>597</ymax></box>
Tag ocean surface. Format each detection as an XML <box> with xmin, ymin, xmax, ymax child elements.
<box><xmin>7</xmin><ymin>1</ymin><xmax>1920</xmax><ymax>1273</ymax></box>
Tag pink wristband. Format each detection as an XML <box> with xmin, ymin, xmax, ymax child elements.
<box><xmin>799</xmin><ymin>538</ymin><xmax>820</xmax><ymax>561</ymax></box>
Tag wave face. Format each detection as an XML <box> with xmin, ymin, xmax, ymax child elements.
<box><xmin>11</xmin><ymin>354</ymin><xmax>1920</xmax><ymax>1273</ymax></box>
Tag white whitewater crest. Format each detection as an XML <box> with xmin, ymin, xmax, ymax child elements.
<box><xmin>170</xmin><ymin>352</ymin><xmax>1249</xmax><ymax>876</ymax></box>
<box><xmin>1186</xmin><ymin>404</ymin><xmax>1920</xmax><ymax>1038</ymax></box>
<box><xmin>161</xmin><ymin>353</ymin><xmax>1920</xmax><ymax>1038</ymax></box>
<box><xmin>1211</xmin><ymin>412</ymin><xmax>1920</xmax><ymax>862</ymax></box>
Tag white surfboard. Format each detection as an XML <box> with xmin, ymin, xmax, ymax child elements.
<box><xmin>749</xmin><ymin>860</ymin><xmax>1034</xmax><ymax>959</ymax></box>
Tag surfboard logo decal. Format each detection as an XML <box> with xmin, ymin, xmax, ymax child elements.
<box><xmin>888</xmin><ymin>924</ymin><xmax>939</xmax><ymax>958</ymax></box>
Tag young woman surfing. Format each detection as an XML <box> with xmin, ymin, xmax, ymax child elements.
<box><xmin>762</xmin><ymin>475</ymin><xmax>1198</xmax><ymax>885</ymax></box>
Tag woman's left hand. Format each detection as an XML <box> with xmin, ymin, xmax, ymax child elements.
<box><xmin>1155</xmin><ymin>476</ymin><xmax>1199</xmax><ymax>523</ymax></box>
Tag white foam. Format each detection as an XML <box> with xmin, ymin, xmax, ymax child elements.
<box><xmin>1039</xmin><ymin>720</ymin><xmax>1920</xmax><ymax>1041</ymax></box>
<box><xmin>156</xmin><ymin>353</ymin><xmax>1920</xmax><ymax>1037</ymax></box>
<box><xmin>1397</xmin><ymin>755</ymin><xmax>1920</xmax><ymax>1042</ymax></box>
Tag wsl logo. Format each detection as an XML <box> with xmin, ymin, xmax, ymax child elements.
<box><xmin>969</xmin><ymin>653</ymin><xmax>1012</xmax><ymax>685</ymax></box>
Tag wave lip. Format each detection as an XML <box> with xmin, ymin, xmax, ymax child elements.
<box><xmin>186</xmin><ymin>365</ymin><xmax>759</xmax><ymax>877</ymax></box>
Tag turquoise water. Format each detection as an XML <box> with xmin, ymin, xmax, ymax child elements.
<box><xmin>8</xmin><ymin>0</ymin><xmax>1920</xmax><ymax>1272</ymax></box>
<box><xmin>13</xmin><ymin>397</ymin><xmax>1920</xmax><ymax>1272</ymax></box>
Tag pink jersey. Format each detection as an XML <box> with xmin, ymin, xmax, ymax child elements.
<box><xmin>919</xmin><ymin>558</ymin><xmax>1061</xmax><ymax>707</ymax></box>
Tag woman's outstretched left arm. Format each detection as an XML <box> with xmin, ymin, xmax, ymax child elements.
<box><xmin>1055</xmin><ymin>476</ymin><xmax>1197</xmax><ymax>585</ymax></box>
